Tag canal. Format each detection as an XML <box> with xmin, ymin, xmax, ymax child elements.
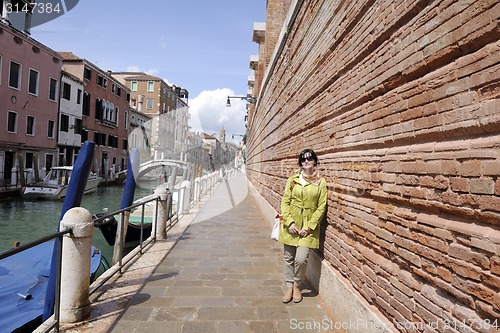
<box><xmin>0</xmin><ymin>185</ymin><xmax>155</xmax><ymax>263</ymax></box>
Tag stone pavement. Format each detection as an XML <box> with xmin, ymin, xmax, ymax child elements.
<box><xmin>86</xmin><ymin>171</ymin><xmax>338</xmax><ymax>333</ymax></box>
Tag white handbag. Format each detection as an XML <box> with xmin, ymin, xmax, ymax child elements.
<box><xmin>271</xmin><ymin>213</ymin><xmax>282</xmax><ymax>241</ymax></box>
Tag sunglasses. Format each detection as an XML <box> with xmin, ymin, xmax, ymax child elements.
<box><xmin>300</xmin><ymin>156</ymin><xmax>314</xmax><ymax>162</ymax></box>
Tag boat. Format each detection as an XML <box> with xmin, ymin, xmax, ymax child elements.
<box><xmin>93</xmin><ymin>147</ymin><xmax>150</xmax><ymax>247</ymax></box>
<box><xmin>22</xmin><ymin>166</ymin><xmax>101</xmax><ymax>200</ymax></box>
<box><xmin>94</xmin><ymin>213</ymin><xmax>152</xmax><ymax>246</ymax></box>
<box><xmin>1</xmin><ymin>142</ymin><xmax>107</xmax><ymax>331</ymax></box>
<box><xmin>0</xmin><ymin>241</ymin><xmax>104</xmax><ymax>332</ymax></box>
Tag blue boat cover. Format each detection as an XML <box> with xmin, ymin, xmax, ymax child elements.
<box><xmin>0</xmin><ymin>241</ymin><xmax>101</xmax><ymax>332</ymax></box>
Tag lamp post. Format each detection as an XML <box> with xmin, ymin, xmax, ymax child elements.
<box><xmin>226</xmin><ymin>96</ymin><xmax>257</xmax><ymax>107</ymax></box>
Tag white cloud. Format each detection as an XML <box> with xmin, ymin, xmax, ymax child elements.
<box><xmin>125</xmin><ymin>66</ymin><xmax>159</xmax><ymax>76</ymax></box>
<box><xmin>189</xmin><ymin>88</ymin><xmax>247</xmax><ymax>143</ymax></box>
<box><xmin>145</xmin><ymin>69</ymin><xmax>159</xmax><ymax>76</ymax></box>
<box><xmin>126</xmin><ymin>65</ymin><xmax>141</xmax><ymax>72</ymax></box>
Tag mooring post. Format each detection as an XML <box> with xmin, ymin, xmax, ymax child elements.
<box><xmin>155</xmin><ymin>186</ymin><xmax>168</xmax><ymax>240</ymax></box>
<box><xmin>59</xmin><ymin>207</ymin><xmax>94</xmax><ymax>323</ymax></box>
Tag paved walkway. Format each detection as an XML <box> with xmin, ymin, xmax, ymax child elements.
<box><xmin>66</xmin><ymin>171</ymin><xmax>337</xmax><ymax>333</ymax></box>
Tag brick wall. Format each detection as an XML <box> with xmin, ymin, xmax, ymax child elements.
<box><xmin>247</xmin><ymin>0</ymin><xmax>500</xmax><ymax>330</ymax></box>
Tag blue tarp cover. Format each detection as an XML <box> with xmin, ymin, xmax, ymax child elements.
<box><xmin>0</xmin><ymin>241</ymin><xmax>101</xmax><ymax>332</ymax></box>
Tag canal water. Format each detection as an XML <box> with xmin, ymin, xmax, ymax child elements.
<box><xmin>0</xmin><ymin>185</ymin><xmax>155</xmax><ymax>262</ymax></box>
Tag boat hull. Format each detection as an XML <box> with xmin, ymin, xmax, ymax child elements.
<box><xmin>22</xmin><ymin>176</ymin><xmax>100</xmax><ymax>200</ymax></box>
<box><xmin>94</xmin><ymin>214</ymin><xmax>152</xmax><ymax>246</ymax></box>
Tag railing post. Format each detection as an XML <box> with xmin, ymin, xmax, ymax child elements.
<box><xmin>177</xmin><ymin>186</ymin><xmax>185</xmax><ymax>216</ymax></box>
<box><xmin>59</xmin><ymin>207</ymin><xmax>94</xmax><ymax>323</ymax></box>
<box><xmin>181</xmin><ymin>180</ymin><xmax>191</xmax><ymax>214</ymax></box>
<box><xmin>194</xmin><ymin>177</ymin><xmax>200</xmax><ymax>203</ymax></box>
<box><xmin>154</xmin><ymin>186</ymin><xmax>168</xmax><ymax>240</ymax></box>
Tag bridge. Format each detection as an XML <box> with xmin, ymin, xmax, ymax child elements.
<box><xmin>136</xmin><ymin>159</ymin><xmax>188</xmax><ymax>179</ymax></box>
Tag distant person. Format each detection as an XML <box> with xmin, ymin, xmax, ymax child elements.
<box><xmin>279</xmin><ymin>148</ymin><xmax>327</xmax><ymax>303</ymax></box>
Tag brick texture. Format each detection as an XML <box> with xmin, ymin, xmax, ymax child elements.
<box><xmin>247</xmin><ymin>0</ymin><xmax>500</xmax><ymax>330</ymax></box>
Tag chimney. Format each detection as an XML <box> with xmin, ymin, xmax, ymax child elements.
<box><xmin>138</xmin><ymin>95</ymin><xmax>144</xmax><ymax>112</ymax></box>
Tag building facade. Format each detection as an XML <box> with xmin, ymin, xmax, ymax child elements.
<box><xmin>0</xmin><ymin>18</ymin><xmax>62</xmax><ymax>186</ymax></box>
<box><xmin>59</xmin><ymin>53</ymin><xmax>130</xmax><ymax>180</ymax></box>
<box><xmin>111</xmin><ymin>72</ymin><xmax>190</xmax><ymax>163</ymax></box>
<box><xmin>58</xmin><ymin>71</ymin><xmax>83</xmax><ymax>166</ymax></box>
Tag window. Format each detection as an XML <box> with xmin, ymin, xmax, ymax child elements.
<box><xmin>131</xmin><ymin>81</ymin><xmax>138</xmax><ymax>92</ymax></box>
<box><xmin>9</xmin><ymin>61</ymin><xmax>21</xmax><ymax>89</ymax></box>
<box><xmin>25</xmin><ymin>153</ymin><xmax>34</xmax><ymax>169</ymax></box>
<box><xmin>48</xmin><ymin>120</ymin><xmax>55</xmax><ymax>138</ymax></box>
<box><xmin>45</xmin><ymin>154</ymin><xmax>54</xmax><ymax>171</ymax></box>
<box><xmin>62</xmin><ymin>82</ymin><xmax>71</xmax><ymax>100</ymax></box>
<box><xmin>97</xmin><ymin>75</ymin><xmax>103</xmax><ymax>86</ymax></box>
<box><xmin>82</xmin><ymin>92</ymin><xmax>90</xmax><ymax>116</ymax></box>
<box><xmin>146</xmin><ymin>98</ymin><xmax>153</xmax><ymax>110</ymax></box>
<box><xmin>74</xmin><ymin>118</ymin><xmax>82</xmax><ymax>134</ymax></box>
<box><xmin>84</xmin><ymin>67</ymin><xmax>92</xmax><ymax>80</ymax></box>
<box><xmin>147</xmin><ymin>81</ymin><xmax>154</xmax><ymax>92</ymax></box>
<box><xmin>93</xmin><ymin>132</ymin><xmax>106</xmax><ymax>145</ymax></box>
<box><xmin>49</xmin><ymin>78</ymin><xmax>57</xmax><ymax>101</ymax></box>
<box><xmin>26</xmin><ymin>115</ymin><xmax>35</xmax><ymax>135</ymax></box>
<box><xmin>77</xmin><ymin>89</ymin><xmax>82</xmax><ymax>104</ymax></box>
<box><xmin>28</xmin><ymin>69</ymin><xmax>39</xmax><ymax>95</ymax></box>
<box><xmin>81</xmin><ymin>128</ymin><xmax>88</xmax><ymax>143</ymax></box>
<box><xmin>116</xmin><ymin>87</ymin><xmax>121</xmax><ymax>96</ymax></box>
<box><xmin>95</xmin><ymin>98</ymin><xmax>102</xmax><ymax>120</ymax></box>
<box><xmin>7</xmin><ymin>111</ymin><xmax>18</xmax><ymax>133</ymax></box>
<box><xmin>103</xmin><ymin>78</ymin><xmax>107</xmax><ymax>89</ymax></box>
<box><xmin>60</xmin><ymin>114</ymin><xmax>69</xmax><ymax>132</ymax></box>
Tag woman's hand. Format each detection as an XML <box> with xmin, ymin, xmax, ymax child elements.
<box><xmin>298</xmin><ymin>228</ymin><xmax>311</xmax><ymax>237</ymax></box>
<box><xmin>288</xmin><ymin>223</ymin><xmax>299</xmax><ymax>235</ymax></box>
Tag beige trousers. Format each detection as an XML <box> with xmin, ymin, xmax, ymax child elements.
<box><xmin>283</xmin><ymin>244</ymin><xmax>310</xmax><ymax>288</ymax></box>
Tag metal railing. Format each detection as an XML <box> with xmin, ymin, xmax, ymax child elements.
<box><xmin>4</xmin><ymin>169</ymin><xmax>228</xmax><ymax>332</ymax></box>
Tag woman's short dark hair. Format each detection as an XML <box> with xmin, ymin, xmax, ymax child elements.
<box><xmin>298</xmin><ymin>148</ymin><xmax>319</xmax><ymax>167</ymax></box>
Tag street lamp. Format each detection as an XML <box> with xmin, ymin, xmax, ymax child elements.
<box><xmin>226</xmin><ymin>96</ymin><xmax>257</xmax><ymax>107</ymax></box>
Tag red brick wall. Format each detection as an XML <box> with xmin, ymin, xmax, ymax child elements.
<box><xmin>247</xmin><ymin>0</ymin><xmax>500</xmax><ymax>329</ymax></box>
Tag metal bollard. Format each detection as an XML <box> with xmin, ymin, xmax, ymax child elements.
<box><xmin>59</xmin><ymin>207</ymin><xmax>94</xmax><ymax>323</ymax></box>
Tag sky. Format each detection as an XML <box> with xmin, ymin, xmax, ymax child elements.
<box><xmin>27</xmin><ymin>0</ymin><xmax>267</xmax><ymax>143</ymax></box>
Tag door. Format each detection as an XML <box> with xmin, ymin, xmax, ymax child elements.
<box><xmin>4</xmin><ymin>152</ymin><xmax>14</xmax><ymax>184</ymax></box>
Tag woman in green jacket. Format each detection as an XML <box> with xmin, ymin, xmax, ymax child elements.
<box><xmin>280</xmin><ymin>148</ymin><xmax>327</xmax><ymax>303</ymax></box>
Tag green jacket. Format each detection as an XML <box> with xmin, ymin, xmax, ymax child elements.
<box><xmin>279</xmin><ymin>172</ymin><xmax>327</xmax><ymax>249</ymax></box>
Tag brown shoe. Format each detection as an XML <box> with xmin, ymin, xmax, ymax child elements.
<box><xmin>282</xmin><ymin>287</ymin><xmax>293</xmax><ymax>303</ymax></box>
<box><xmin>293</xmin><ymin>285</ymin><xmax>303</xmax><ymax>303</ymax></box>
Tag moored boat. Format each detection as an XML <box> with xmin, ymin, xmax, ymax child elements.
<box><xmin>22</xmin><ymin>166</ymin><xmax>101</xmax><ymax>200</ymax></box>
<box><xmin>94</xmin><ymin>213</ymin><xmax>152</xmax><ymax>246</ymax></box>
<box><xmin>0</xmin><ymin>241</ymin><xmax>103</xmax><ymax>332</ymax></box>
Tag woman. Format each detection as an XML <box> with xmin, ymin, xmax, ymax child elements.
<box><xmin>279</xmin><ymin>148</ymin><xmax>327</xmax><ymax>303</ymax></box>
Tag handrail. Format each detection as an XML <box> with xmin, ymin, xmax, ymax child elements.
<box><xmin>30</xmin><ymin>167</ymin><xmax>232</xmax><ymax>332</ymax></box>
<box><xmin>0</xmin><ymin>229</ymin><xmax>70</xmax><ymax>260</ymax></box>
